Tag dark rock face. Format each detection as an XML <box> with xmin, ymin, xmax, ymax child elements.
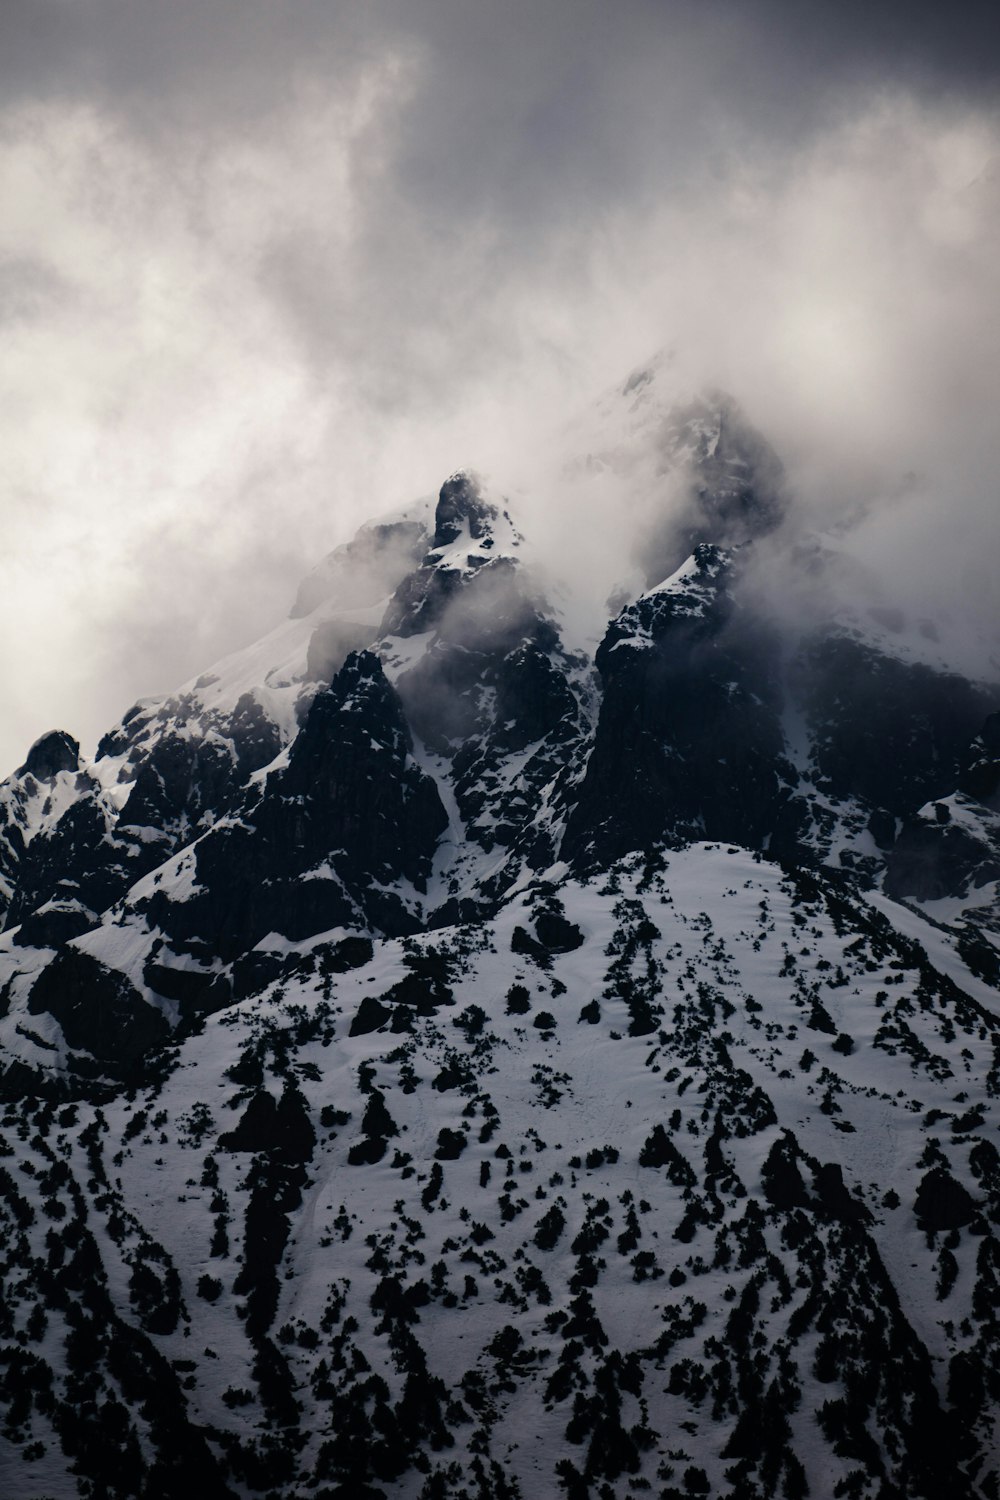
<box><xmin>274</xmin><ymin>650</ymin><xmax>447</xmax><ymax>890</ymax></box>
<box><xmin>960</xmin><ymin>710</ymin><xmax>1000</xmax><ymax>810</ymax></box>
<box><xmin>17</xmin><ymin>730</ymin><xmax>80</xmax><ymax>780</ymax></box>
<box><xmin>796</xmin><ymin>637</ymin><xmax>993</xmax><ymax>819</ymax></box>
<box><xmin>531</xmin><ymin>909</ymin><xmax>584</xmax><ymax>953</ymax></box>
<box><xmin>885</xmin><ymin>709</ymin><xmax>1000</xmax><ymax>904</ymax></box>
<box><xmin>564</xmin><ymin>533</ymin><xmax>999</xmax><ymax>883</ymax></box>
<box><xmin>381</xmin><ymin>559</ymin><xmax>468</xmax><ymax>641</ymax></box>
<box><xmin>142</xmin><ymin>652</ymin><xmax>448</xmax><ymax>959</ymax></box>
<box><xmin>27</xmin><ymin>948</ymin><xmax>169</xmax><ymax>1080</ymax></box>
<box><xmin>381</xmin><ymin>473</ymin><xmax>520</xmax><ymax>641</ymax></box>
<box><xmin>5</xmin><ymin>795</ymin><xmax>168</xmax><ymax>936</ymax></box>
<box><xmin>885</xmin><ymin>809</ymin><xmax>1000</xmax><ymax>903</ymax></box>
<box><xmin>3</xmin><ymin>694</ymin><xmax>283</xmax><ymax>946</ymax></box>
<box><xmin>101</xmin><ymin>692</ymin><xmax>281</xmax><ymax>799</ymax></box>
<box><xmin>12</xmin><ymin>899</ymin><xmax>98</xmax><ymax>949</ymax></box>
<box><xmin>119</xmin><ymin>730</ymin><xmax>247</xmax><ymax>834</ymax></box>
<box><xmin>563</xmin><ymin>546</ymin><xmax>793</xmax><ymax>868</ymax></box>
<box><xmin>142</xmin><ymin>954</ymin><xmax>225</xmax><ymax>1014</ymax></box>
<box><xmin>378</xmin><ymin>474</ymin><xmax>593</xmax><ymax>899</ymax></box>
<box><xmin>394</xmin><ymin>562</ymin><xmax>549</xmax><ymax>748</ymax></box>
<box><xmin>432</xmin><ymin>470</ymin><xmax>497</xmax><ymax>548</ymax></box>
<box><xmin>914</xmin><ymin>1167</ymin><xmax>978</xmax><ymax>1231</ymax></box>
<box><xmin>0</xmin><ymin>733</ymin><xmax>86</xmax><ymax>926</ymax></box>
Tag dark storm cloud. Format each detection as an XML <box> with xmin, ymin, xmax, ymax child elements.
<box><xmin>5</xmin><ymin>1</ymin><xmax>998</xmax><ymax>353</ymax></box>
<box><xmin>6</xmin><ymin>0</ymin><xmax>1000</xmax><ymax>117</ymax></box>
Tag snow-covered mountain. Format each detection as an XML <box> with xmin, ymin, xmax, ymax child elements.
<box><xmin>1</xmin><ymin>366</ymin><xmax>998</xmax><ymax>1499</ymax></box>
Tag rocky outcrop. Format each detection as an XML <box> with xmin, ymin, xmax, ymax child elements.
<box><xmin>3</xmin><ymin>694</ymin><xmax>282</xmax><ymax>945</ymax></box>
<box><xmin>6</xmin><ymin>794</ymin><xmax>164</xmax><ymax>940</ymax></box>
<box><xmin>17</xmin><ymin>730</ymin><xmax>80</xmax><ymax>780</ymax></box>
<box><xmin>885</xmin><ymin>708</ymin><xmax>1000</xmax><ymax>905</ymax></box>
<box><xmin>27</xmin><ymin>947</ymin><xmax>169</xmax><ymax>1081</ymax></box>
<box><xmin>141</xmin><ymin>651</ymin><xmax>449</xmax><ymax>957</ymax></box>
<box><xmin>960</xmin><ymin>711</ymin><xmax>1000</xmax><ymax>811</ymax></box>
<box><xmin>796</xmin><ymin>636</ymin><xmax>993</xmax><ymax>820</ymax></box>
<box><xmin>563</xmin><ymin>546</ymin><xmax>794</xmax><ymax>867</ymax></box>
<box><xmin>431</xmin><ymin>469</ymin><xmax>499</xmax><ymax>547</ymax></box>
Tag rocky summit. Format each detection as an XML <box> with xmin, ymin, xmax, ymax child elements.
<box><xmin>0</xmin><ymin>369</ymin><xmax>999</xmax><ymax>1500</ymax></box>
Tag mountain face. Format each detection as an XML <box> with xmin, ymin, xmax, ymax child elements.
<box><xmin>1</xmin><ymin>371</ymin><xmax>999</xmax><ymax>1500</ymax></box>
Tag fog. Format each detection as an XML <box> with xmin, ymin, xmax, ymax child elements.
<box><xmin>2</xmin><ymin>1</ymin><xmax>999</xmax><ymax>772</ymax></box>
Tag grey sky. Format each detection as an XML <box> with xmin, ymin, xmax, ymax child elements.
<box><xmin>2</xmin><ymin>1</ymin><xmax>999</xmax><ymax>772</ymax></box>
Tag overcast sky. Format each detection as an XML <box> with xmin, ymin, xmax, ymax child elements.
<box><xmin>2</xmin><ymin>0</ymin><xmax>1000</xmax><ymax>773</ymax></box>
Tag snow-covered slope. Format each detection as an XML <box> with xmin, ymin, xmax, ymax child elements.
<box><xmin>1</xmin><ymin>847</ymin><xmax>998</xmax><ymax>1497</ymax></box>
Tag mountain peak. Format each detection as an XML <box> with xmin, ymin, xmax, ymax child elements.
<box><xmin>432</xmin><ymin>469</ymin><xmax>502</xmax><ymax>549</ymax></box>
<box><xmin>17</xmin><ymin>729</ymin><xmax>79</xmax><ymax>780</ymax></box>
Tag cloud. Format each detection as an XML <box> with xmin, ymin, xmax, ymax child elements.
<box><xmin>1</xmin><ymin>4</ymin><xmax>999</xmax><ymax>772</ymax></box>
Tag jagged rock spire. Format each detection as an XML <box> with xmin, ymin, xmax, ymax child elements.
<box><xmin>17</xmin><ymin>729</ymin><xmax>79</xmax><ymax>780</ymax></box>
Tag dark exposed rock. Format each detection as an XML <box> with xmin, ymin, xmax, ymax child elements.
<box><xmin>914</xmin><ymin>1167</ymin><xmax>978</xmax><ymax>1231</ymax></box>
<box><xmin>17</xmin><ymin>730</ymin><xmax>80</xmax><ymax>780</ymax></box>
<box><xmin>12</xmin><ymin>899</ymin><xmax>97</xmax><ymax>948</ymax></box>
<box><xmin>796</xmin><ymin>637</ymin><xmax>993</xmax><ymax>819</ymax></box>
<box><xmin>349</xmin><ymin>994</ymin><xmax>393</xmax><ymax>1037</ymax></box>
<box><xmin>380</xmin><ymin>473</ymin><xmax>512</xmax><ymax>639</ymax></box>
<box><xmin>960</xmin><ymin>710</ymin><xmax>1000</xmax><ymax>810</ymax></box>
<box><xmin>563</xmin><ymin>546</ymin><xmax>793</xmax><ymax>867</ymax></box>
<box><xmin>380</xmin><ymin>563</ymin><xmax>467</xmax><ymax>640</ymax></box>
<box><xmin>219</xmin><ymin>1084</ymin><xmax>316</xmax><ymax>1163</ymax></box>
<box><xmin>143</xmin><ymin>958</ymin><xmax>221</xmax><ymax>1011</ymax></box>
<box><xmin>27</xmin><ymin>948</ymin><xmax>169</xmax><ymax>1076</ymax></box>
<box><xmin>433</xmin><ymin>470</ymin><xmax>498</xmax><ymax>548</ymax></box>
<box><xmin>118</xmin><ymin>737</ymin><xmax>236</xmax><ymax>832</ymax></box>
<box><xmin>533</xmin><ymin>911</ymin><xmax>585</xmax><ymax>953</ymax></box>
<box><xmin>143</xmin><ymin>652</ymin><xmax>447</xmax><ymax>959</ymax></box>
<box><xmin>884</xmin><ymin>708</ymin><xmax>1000</xmax><ymax>904</ymax></box>
<box><xmin>4</xmin><ymin>795</ymin><xmax>164</xmax><ymax>935</ymax></box>
<box><xmin>885</xmin><ymin>810</ymin><xmax>1000</xmax><ymax>903</ymax></box>
<box><xmin>230</xmin><ymin>949</ymin><xmax>299</xmax><ymax>1002</ymax></box>
<box><xmin>511</xmin><ymin>924</ymin><xmax>550</xmax><ymax>967</ymax></box>
<box><xmin>118</xmin><ymin>694</ymin><xmax>281</xmax><ymax>833</ymax></box>
<box><xmin>275</xmin><ymin>651</ymin><xmax>446</xmax><ymax>884</ymax></box>
<box><xmin>4</xmin><ymin>694</ymin><xmax>282</xmax><ymax>945</ymax></box>
<box><xmin>317</xmin><ymin>936</ymin><xmax>374</xmax><ymax>973</ymax></box>
<box><xmin>380</xmin><ymin>488</ymin><xmax>591</xmax><ymax>891</ymax></box>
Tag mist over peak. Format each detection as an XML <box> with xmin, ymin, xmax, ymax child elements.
<box><xmin>3</xmin><ymin>9</ymin><xmax>1000</xmax><ymax>781</ymax></box>
<box><xmin>430</xmin><ymin>469</ymin><xmax>513</xmax><ymax>550</ymax></box>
